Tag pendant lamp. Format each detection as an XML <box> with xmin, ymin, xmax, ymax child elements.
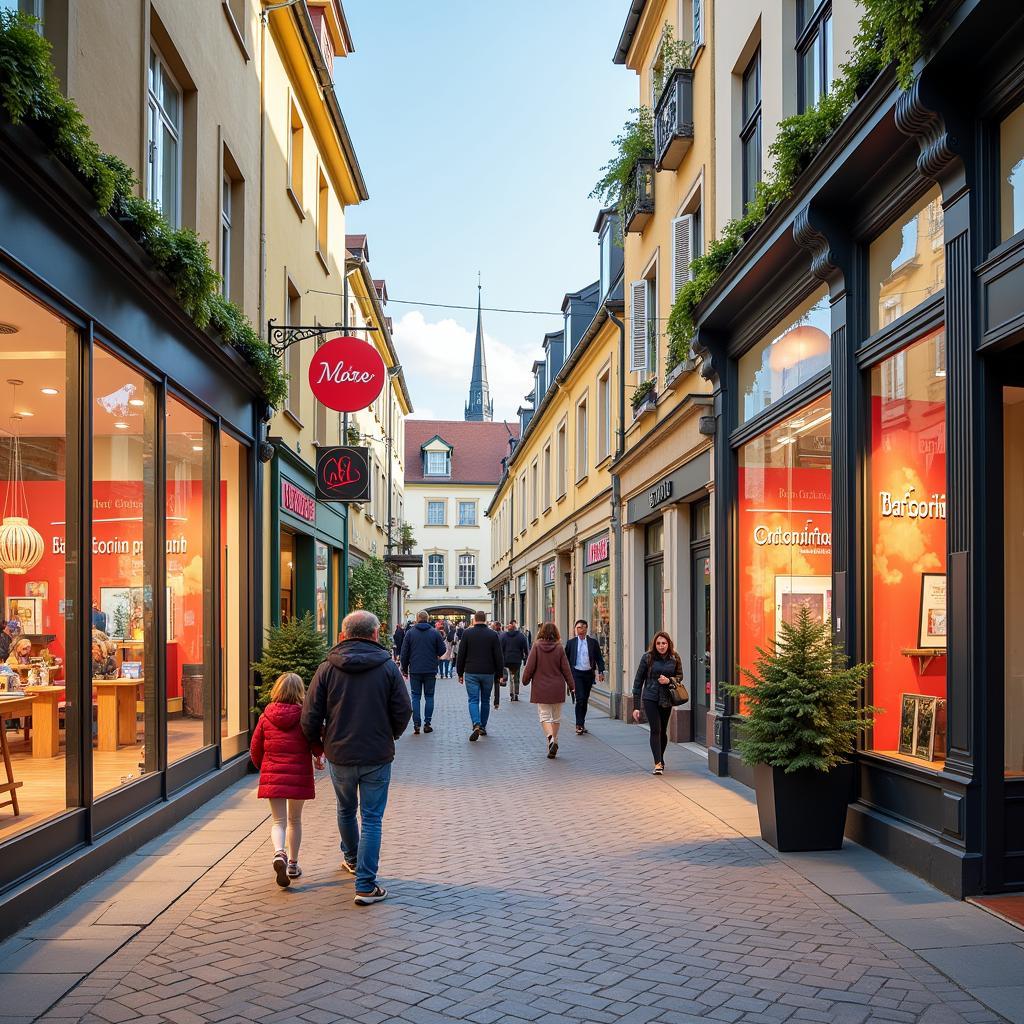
<box><xmin>0</xmin><ymin>380</ymin><xmax>43</xmax><ymax>576</ymax></box>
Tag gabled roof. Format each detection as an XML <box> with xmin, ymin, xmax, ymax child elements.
<box><xmin>345</xmin><ymin>234</ymin><xmax>369</xmax><ymax>260</ymax></box>
<box><xmin>405</xmin><ymin>419</ymin><xmax>517</xmax><ymax>485</ymax></box>
<box><xmin>373</xmin><ymin>278</ymin><xmax>388</xmax><ymax>304</ymax></box>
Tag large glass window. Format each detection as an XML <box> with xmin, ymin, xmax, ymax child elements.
<box><xmin>740</xmin><ymin>47</ymin><xmax>762</xmax><ymax>215</ymax></box>
<box><xmin>315</xmin><ymin>542</ymin><xmax>328</xmax><ymax>635</ymax></box>
<box><xmin>92</xmin><ymin>348</ymin><xmax>157</xmax><ymax>796</ymax></box>
<box><xmin>1006</xmin><ymin>386</ymin><xmax>1024</xmax><ymax>776</ymax></box>
<box><xmin>0</xmin><ymin>274</ymin><xmax>74</xmax><ymax>842</ymax></box>
<box><xmin>166</xmin><ymin>397</ymin><xmax>213</xmax><ymax>763</ymax></box>
<box><xmin>279</xmin><ymin>529</ymin><xmax>295</xmax><ymax>620</ymax></box>
<box><xmin>220</xmin><ymin>434</ymin><xmax>248</xmax><ymax>755</ymax></box>
<box><xmin>739</xmin><ymin>288</ymin><xmax>830</xmax><ymax>423</ymax></box>
<box><xmin>147</xmin><ymin>49</ymin><xmax>182</xmax><ymax>227</ymax></box>
<box><xmin>583</xmin><ymin>536</ymin><xmax>611</xmax><ymax>668</ymax></box>
<box><xmin>999</xmin><ymin>103</ymin><xmax>1024</xmax><ymax>242</ymax></box>
<box><xmin>737</xmin><ymin>394</ymin><xmax>832</xmax><ymax>702</ymax></box>
<box><xmin>869</xmin><ymin>185</ymin><xmax>945</xmax><ymax>334</ymax></box>
<box><xmin>797</xmin><ymin>0</ymin><xmax>833</xmax><ymax>113</ymax></box>
<box><xmin>868</xmin><ymin>330</ymin><xmax>947</xmax><ymax>768</ymax></box>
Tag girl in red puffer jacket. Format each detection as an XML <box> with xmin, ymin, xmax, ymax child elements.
<box><xmin>250</xmin><ymin>673</ymin><xmax>324</xmax><ymax>888</ymax></box>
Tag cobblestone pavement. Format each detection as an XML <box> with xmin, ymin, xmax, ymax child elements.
<box><xmin>20</xmin><ymin>679</ymin><xmax>1021</xmax><ymax>1024</ymax></box>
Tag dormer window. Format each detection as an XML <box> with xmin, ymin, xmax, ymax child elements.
<box><xmin>425</xmin><ymin>450</ymin><xmax>450</xmax><ymax>476</ymax></box>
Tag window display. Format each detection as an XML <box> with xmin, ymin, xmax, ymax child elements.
<box><xmin>1004</xmin><ymin>385</ymin><xmax>1024</xmax><ymax>777</ymax></box>
<box><xmin>221</xmin><ymin>434</ymin><xmax>249</xmax><ymax>756</ymax></box>
<box><xmin>582</xmin><ymin>533</ymin><xmax>610</xmax><ymax>668</ymax></box>
<box><xmin>737</xmin><ymin>395</ymin><xmax>832</xmax><ymax>703</ymax></box>
<box><xmin>868</xmin><ymin>329</ymin><xmax>947</xmax><ymax>767</ymax></box>
<box><xmin>542</xmin><ymin>560</ymin><xmax>555</xmax><ymax>625</ymax></box>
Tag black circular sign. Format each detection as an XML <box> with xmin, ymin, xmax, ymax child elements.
<box><xmin>315</xmin><ymin>446</ymin><xmax>371</xmax><ymax>503</ymax></box>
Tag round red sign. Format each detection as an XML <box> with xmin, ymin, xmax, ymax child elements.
<box><xmin>307</xmin><ymin>336</ymin><xmax>387</xmax><ymax>413</ymax></box>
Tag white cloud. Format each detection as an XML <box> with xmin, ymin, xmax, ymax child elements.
<box><xmin>392</xmin><ymin>311</ymin><xmax>537</xmax><ymax>422</ymax></box>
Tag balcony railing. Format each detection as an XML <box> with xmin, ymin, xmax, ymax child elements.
<box><xmin>624</xmin><ymin>158</ymin><xmax>655</xmax><ymax>234</ymax></box>
<box><xmin>654</xmin><ymin>67</ymin><xmax>694</xmax><ymax>171</ymax></box>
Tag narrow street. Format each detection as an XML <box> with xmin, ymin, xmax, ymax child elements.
<box><xmin>2</xmin><ymin>683</ymin><xmax>1021</xmax><ymax>1024</ymax></box>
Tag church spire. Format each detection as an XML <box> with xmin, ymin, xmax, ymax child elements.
<box><xmin>465</xmin><ymin>273</ymin><xmax>494</xmax><ymax>422</ymax></box>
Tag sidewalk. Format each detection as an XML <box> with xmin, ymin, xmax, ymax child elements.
<box><xmin>0</xmin><ymin>681</ymin><xmax>1020</xmax><ymax>1024</ymax></box>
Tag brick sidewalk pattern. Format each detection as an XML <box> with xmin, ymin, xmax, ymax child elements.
<box><xmin>35</xmin><ymin>680</ymin><xmax>1008</xmax><ymax>1024</ymax></box>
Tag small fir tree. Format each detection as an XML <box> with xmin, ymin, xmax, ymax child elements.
<box><xmin>252</xmin><ymin>611</ymin><xmax>328</xmax><ymax>711</ymax></box>
<box><xmin>726</xmin><ymin>605</ymin><xmax>876</xmax><ymax>773</ymax></box>
<box><xmin>349</xmin><ymin>556</ymin><xmax>390</xmax><ymax>626</ymax></box>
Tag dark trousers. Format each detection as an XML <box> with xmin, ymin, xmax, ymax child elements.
<box><xmin>493</xmin><ymin>673</ymin><xmax>502</xmax><ymax>707</ymax></box>
<box><xmin>504</xmin><ymin>663</ymin><xmax>521</xmax><ymax>697</ymax></box>
<box><xmin>572</xmin><ymin>669</ymin><xmax>597</xmax><ymax>728</ymax></box>
<box><xmin>643</xmin><ymin>698</ymin><xmax>671</xmax><ymax>765</ymax></box>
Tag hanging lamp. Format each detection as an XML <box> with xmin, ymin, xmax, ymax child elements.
<box><xmin>0</xmin><ymin>380</ymin><xmax>43</xmax><ymax>576</ymax></box>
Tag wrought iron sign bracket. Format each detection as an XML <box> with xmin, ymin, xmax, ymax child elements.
<box><xmin>267</xmin><ymin>319</ymin><xmax>378</xmax><ymax>358</ymax></box>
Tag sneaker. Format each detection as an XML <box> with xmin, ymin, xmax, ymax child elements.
<box><xmin>287</xmin><ymin>861</ymin><xmax>302</xmax><ymax>879</ymax></box>
<box><xmin>653</xmin><ymin>763</ymin><xmax>664</xmax><ymax>775</ymax></box>
<box><xmin>354</xmin><ymin>886</ymin><xmax>388</xmax><ymax>905</ymax></box>
<box><xmin>413</xmin><ymin>725</ymin><xmax>420</xmax><ymax>735</ymax></box>
<box><xmin>423</xmin><ymin>723</ymin><xmax>433</xmax><ymax>733</ymax></box>
<box><xmin>341</xmin><ymin>858</ymin><xmax>357</xmax><ymax>875</ymax></box>
<box><xmin>273</xmin><ymin>850</ymin><xmax>289</xmax><ymax>888</ymax></box>
<box><xmin>547</xmin><ymin>738</ymin><xmax>558</xmax><ymax>759</ymax></box>
<box><xmin>479</xmin><ymin>727</ymin><xmax>487</xmax><ymax>737</ymax></box>
<box><xmin>470</xmin><ymin>725</ymin><xmax>480</xmax><ymax>742</ymax></box>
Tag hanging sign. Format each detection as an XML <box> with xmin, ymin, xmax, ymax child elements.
<box><xmin>307</xmin><ymin>336</ymin><xmax>386</xmax><ymax>413</ymax></box>
<box><xmin>315</xmin><ymin>446</ymin><xmax>371</xmax><ymax>503</ymax></box>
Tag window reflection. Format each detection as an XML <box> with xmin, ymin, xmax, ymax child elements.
<box><xmin>1000</xmin><ymin>104</ymin><xmax>1024</xmax><ymax>242</ymax></box>
<box><xmin>220</xmin><ymin>434</ymin><xmax>249</xmax><ymax>755</ymax></box>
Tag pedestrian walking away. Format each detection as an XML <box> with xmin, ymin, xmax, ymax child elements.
<box><xmin>302</xmin><ymin>610</ymin><xmax>412</xmax><ymax>904</ymax></box>
<box><xmin>500</xmin><ymin>618</ymin><xmax>530</xmax><ymax>701</ymax></box>
<box><xmin>456</xmin><ymin>609</ymin><xmax>504</xmax><ymax>741</ymax></box>
<box><xmin>400</xmin><ymin>610</ymin><xmax>446</xmax><ymax>734</ymax></box>
<box><xmin>437</xmin><ymin>622</ymin><xmax>455</xmax><ymax>678</ymax></box>
<box><xmin>565</xmin><ymin>618</ymin><xmax>605</xmax><ymax>734</ymax></box>
<box><xmin>521</xmin><ymin>621</ymin><xmax>575</xmax><ymax>759</ymax></box>
<box><xmin>632</xmin><ymin>630</ymin><xmax>683</xmax><ymax>775</ymax></box>
<box><xmin>490</xmin><ymin>620</ymin><xmax>503</xmax><ymax>708</ymax></box>
<box><xmin>249</xmin><ymin>673</ymin><xmax>324</xmax><ymax>888</ymax></box>
<box><xmin>391</xmin><ymin>623</ymin><xmax>406</xmax><ymax>663</ymax></box>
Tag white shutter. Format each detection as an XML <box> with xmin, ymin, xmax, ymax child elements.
<box><xmin>693</xmin><ymin>0</ymin><xmax>703</xmax><ymax>49</ymax></box>
<box><xmin>630</xmin><ymin>280</ymin><xmax>648</xmax><ymax>372</ymax></box>
<box><xmin>672</xmin><ymin>214</ymin><xmax>694</xmax><ymax>297</ymax></box>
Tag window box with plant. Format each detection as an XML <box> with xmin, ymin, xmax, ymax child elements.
<box><xmin>631</xmin><ymin>377</ymin><xmax>657</xmax><ymax>418</ymax></box>
<box><xmin>398</xmin><ymin>522</ymin><xmax>416</xmax><ymax>554</ymax></box>
<box><xmin>591</xmin><ymin>107</ymin><xmax>655</xmax><ymax>236</ymax></box>
<box><xmin>726</xmin><ymin>606</ymin><xmax>875</xmax><ymax>852</ymax></box>
<box><xmin>653</xmin><ymin>25</ymin><xmax>695</xmax><ymax>171</ymax></box>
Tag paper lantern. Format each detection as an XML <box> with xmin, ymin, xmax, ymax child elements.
<box><xmin>768</xmin><ymin>325</ymin><xmax>829</xmax><ymax>373</ymax></box>
<box><xmin>0</xmin><ymin>516</ymin><xmax>43</xmax><ymax>575</ymax></box>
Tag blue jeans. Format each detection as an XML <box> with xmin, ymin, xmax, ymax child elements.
<box><xmin>328</xmin><ymin>762</ymin><xmax>392</xmax><ymax>893</ymax></box>
<box><xmin>463</xmin><ymin>673</ymin><xmax>493</xmax><ymax>728</ymax></box>
<box><xmin>408</xmin><ymin>673</ymin><xmax>436</xmax><ymax>725</ymax></box>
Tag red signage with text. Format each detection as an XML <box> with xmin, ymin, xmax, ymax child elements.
<box><xmin>307</xmin><ymin>336</ymin><xmax>386</xmax><ymax>413</ymax></box>
<box><xmin>281</xmin><ymin>479</ymin><xmax>316</xmax><ymax>522</ymax></box>
<box><xmin>585</xmin><ymin>535</ymin><xmax>609</xmax><ymax>567</ymax></box>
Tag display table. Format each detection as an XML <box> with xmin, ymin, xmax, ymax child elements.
<box><xmin>22</xmin><ymin>685</ymin><xmax>64</xmax><ymax>758</ymax></box>
<box><xmin>0</xmin><ymin>694</ymin><xmax>36</xmax><ymax>815</ymax></box>
<box><xmin>93</xmin><ymin>679</ymin><xmax>141</xmax><ymax>751</ymax></box>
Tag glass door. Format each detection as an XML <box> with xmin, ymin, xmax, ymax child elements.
<box><xmin>692</xmin><ymin>547</ymin><xmax>712</xmax><ymax>744</ymax></box>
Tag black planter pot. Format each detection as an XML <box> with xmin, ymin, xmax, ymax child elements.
<box><xmin>753</xmin><ymin>762</ymin><xmax>855</xmax><ymax>852</ymax></box>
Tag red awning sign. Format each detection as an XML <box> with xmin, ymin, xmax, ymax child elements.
<box><xmin>307</xmin><ymin>336</ymin><xmax>386</xmax><ymax>413</ymax></box>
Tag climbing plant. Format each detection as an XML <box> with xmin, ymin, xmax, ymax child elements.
<box><xmin>0</xmin><ymin>12</ymin><xmax>287</xmax><ymax>407</ymax></box>
<box><xmin>590</xmin><ymin>106</ymin><xmax>655</xmax><ymax>229</ymax></box>
<box><xmin>348</xmin><ymin>557</ymin><xmax>390</xmax><ymax>627</ymax></box>
<box><xmin>665</xmin><ymin>0</ymin><xmax>937</xmax><ymax>370</ymax></box>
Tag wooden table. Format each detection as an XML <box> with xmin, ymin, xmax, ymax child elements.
<box><xmin>93</xmin><ymin>678</ymin><xmax>142</xmax><ymax>751</ymax></box>
<box><xmin>22</xmin><ymin>685</ymin><xmax>65</xmax><ymax>758</ymax></box>
<box><xmin>0</xmin><ymin>695</ymin><xmax>36</xmax><ymax>815</ymax></box>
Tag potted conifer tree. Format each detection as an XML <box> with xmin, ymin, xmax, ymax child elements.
<box><xmin>727</xmin><ymin>606</ymin><xmax>874</xmax><ymax>851</ymax></box>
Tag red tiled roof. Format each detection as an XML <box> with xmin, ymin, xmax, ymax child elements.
<box><xmin>405</xmin><ymin>420</ymin><xmax>518</xmax><ymax>485</ymax></box>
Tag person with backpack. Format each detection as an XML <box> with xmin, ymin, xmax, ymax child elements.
<box><xmin>400</xmin><ymin>611</ymin><xmax>446</xmax><ymax>734</ymax></box>
<box><xmin>521</xmin><ymin>622</ymin><xmax>575</xmax><ymax>759</ymax></box>
<box><xmin>500</xmin><ymin>619</ymin><xmax>530</xmax><ymax>702</ymax></box>
<box><xmin>631</xmin><ymin>631</ymin><xmax>684</xmax><ymax>775</ymax></box>
<box><xmin>250</xmin><ymin>673</ymin><xmax>325</xmax><ymax>888</ymax></box>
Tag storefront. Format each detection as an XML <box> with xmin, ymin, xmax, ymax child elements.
<box><xmin>0</xmin><ymin>122</ymin><xmax>263</xmax><ymax>930</ymax></box>
<box><xmin>694</xmin><ymin>0</ymin><xmax>1024</xmax><ymax>896</ymax></box>
<box><xmin>270</xmin><ymin>445</ymin><xmax>346</xmax><ymax>640</ymax></box>
<box><xmin>542</xmin><ymin>560</ymin><xmax>556</xmax><ymax>625</ymax></box>
<box><xmin>581</xmin><ymin>533</ymin><xmax>610</xmax><ymax>668</ymax></box>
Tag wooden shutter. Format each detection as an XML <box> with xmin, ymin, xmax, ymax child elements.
<box><xmin>672</xmin><ymin>214</ymin><xmax>695</xmax><ymax>297</ymax></box>
<box><xmin>630</xmin><ymin>280</ymin><xmax>648</xmax><ymax>372</ymax></box>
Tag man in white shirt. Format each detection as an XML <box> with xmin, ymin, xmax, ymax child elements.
<box><xmin>565</xmin><ymin>619</ymin><xmax>605</xmax><ymax>735</ymax></box>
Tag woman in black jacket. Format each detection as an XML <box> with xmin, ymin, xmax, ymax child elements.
<box><xmin>631</xmin><ymin>631</ymin><xmax>683</xmax><ymax>775</ymax></box>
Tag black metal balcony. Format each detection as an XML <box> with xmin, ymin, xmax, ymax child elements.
<box><xmin>654</xmin><ymin>67</ymin><xmax>694</xmax><ymax>171</ymax></box>
<box><xmin>624</xmin><ymin>158</ymin><xmax>655</xmax><ymax>234</ymax></box>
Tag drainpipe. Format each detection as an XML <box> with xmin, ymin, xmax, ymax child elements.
<box><xmin>340</xmin><ymin>268</ymin><xmax>350</xmax><ymax>621</ymax></box>
<box><xmin>607</xmin><ymin>308</ymin><xmax>626</xmax><ymax>719</ymax></box>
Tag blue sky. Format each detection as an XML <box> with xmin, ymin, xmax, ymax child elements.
<box><xmin>339</xmin><ymin>1</ymin><xmax>634</xmax><ymax>420</ymax></box>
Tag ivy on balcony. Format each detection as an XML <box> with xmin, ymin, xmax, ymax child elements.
<box><xmin>590</xmin><ymin>106</ymin><xmax>655</xmax><ymax>233</ymax></box>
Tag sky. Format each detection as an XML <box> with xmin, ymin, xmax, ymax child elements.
<box><xmin>338</xmin><ymin>1</ymin><xmax>635</xmax><ymax>421</ymax></box>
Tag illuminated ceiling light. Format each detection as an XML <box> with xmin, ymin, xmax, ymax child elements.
<box><xmin>0</xmin><ymin>382</ymin><xmax>43</xmax><ymax>576</ymax></box>
<box><xmin>192</xmin><ymin>445</ymin><xmax>204</xmax><ymax>452</ymax></box>
<box><xmin>16</xmin><ymin>411</ymin><xmax>32</xmax><ymax>418</ymax></box>
<box><xmin>129</xmin><ymin>398</ymin><xmax>145</xmax><ymax>407</ymax></box>
<box><xmin>114</xmin><ymin>422</ymin><xmax>129</xmax><ymax>430</ymax></box>
<box><xmin>40</xmin><ymin>387</ymin><xmax>59</xmax><ymax>396</ymax></box>
<box><xmin>768</xmin><ymin>325</ymin><xmax>830</xmax><ymax>373</ymax></box>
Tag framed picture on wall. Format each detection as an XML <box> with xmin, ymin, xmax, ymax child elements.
<box><xmin>6</xmin><ymin>596</ymin><xmax>41</xmax><ymax>635</ymax></box>
<box><xmin>918</xmin><ymin>573</ymin><xmax>947</xmax><ymax>649</ymax></box>
<box><xmin>24</xmin><ymin>581</ymin><xmax>47</xmax><ymax>598</ymax></box>
<box><xmin>775</xmin><ymin>575</ymin><xmax>832</xmax><ymax>636</ymax></box>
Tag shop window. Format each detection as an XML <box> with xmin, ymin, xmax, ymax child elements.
<box><xmin>458</xmin><ymin>554</ymin><xmax>476</xmax><ymax>588</ymax></box>
<box><xmin>739</xmin><ymin>287</ymin><xmax>830</xmax><ymax>423</ymax></box>
<box><xmin>92</xmin><ymin>347</ymin><xmax>157</xmax><ymax>797</ymax></box>
<box><xmin>220</xmin><ymin>433</ymin><xmax>248</xmax><ymax>756</ymax></box>
<box><xmin>543</xmin><ymin>561</ymin><xmax>555</xmax><ymax>623</ymax></box>
<box><xmin>0</xmin><ymin>274</ymin><xmax>75</xmax><ymax>842</ymax></box>
<box><xmin>869</xmin><ymin>185</ymin><xmax>945</xmax><ymax>334</ymax></box>
<box><xmin>644</xmin><ymin>520</ymin><xmax>665</xmax><ymax>643</ymax></box>
<box><xmin>999</xmin><ymin>103</ymin><xmax>1024</xmax><ymax>242</ymax></box>
<box><xmin>427</xmin><ymin>553</ymin><xmax>444</xmax><ymax>588</ymax></box>
<box><xmin>166</xmin><ymin>397</ymin><xmax>214</xmax><ymax>762</ymax></box>
<box><xmin>737</xmin><ymin>394</ymin><xmax>832</xmax><ymax>706</ymax></box>
<box><xmin>147</xmin><ymin>47</ymin><xmax>182</xmax><ymax>227</ymax></box>
<box><xmin>315</xmin><ymin>542</ymin><xmax>328</xmax><ymax>635</ymax></box>
<box><xmin>797</xmin><ymin>0</ymin><xmax>832</xmax><ymax>114</ymax></box>
<box><xmin>868</xmin><ymin>329</ymin><xmax>947</xmax><ymax>768</ymax></box>
<box><xmin>280</xmin><ymin>528</ymin><xmax>295</xmax><ymax>620</ymax></box>
<box><xmin>457</xmin><ymin>500</ymin><xmax>476</xmax><ymax>527</ymax></box>
<box><xmin>1006</xmin><ymin>385</ymin><xmax>1024</xmax><ymax>776</ymax></box>
<box><xmin>583</xmin><ymin>537</ymin><xmax>611</xmax><ymax>669</ymax></box>
<box><xmin>691</xmin><ymin>497</ymin><xmax>711</xmax><ymax>541</ymax></box>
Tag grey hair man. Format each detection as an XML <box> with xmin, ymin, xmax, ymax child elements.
<box><xmin>302</xmin><ymin>609</ymin><xmax>412</xmax><ymax>904</ymax></box>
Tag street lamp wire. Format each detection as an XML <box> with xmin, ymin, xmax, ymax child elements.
<box><xmin>305</xmin><ymin>288</ymin><xmax>561</xmax><ymax>316</ymax></box>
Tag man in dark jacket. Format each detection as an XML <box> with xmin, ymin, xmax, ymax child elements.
<box><xmin>391</xmin><ymin>624</ymin><xmax>406</xmax><ymax>663</ymax></box>
<box><xmin>500</xmin><ymin>619</ymin><xmax>530</xmax><ymax>702</ymax></box>
<box><xmin>455</xmin><ymin>610</ymin><xmax>504</xmax><ymax>741</ymax></box>
<box><xmin>400</xmin><ymin>611</ymin><xmax>446</xmax><ymax>733</ymax></box>
<box><xmin>302</xmin><ymin>610</ymin><xmax>412</xmax><ymax>905</ymax></box>
<box><xmin>565</xmin><ymin>619</ymin><xmax>606</xmax><ymax>735</ymax></box>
